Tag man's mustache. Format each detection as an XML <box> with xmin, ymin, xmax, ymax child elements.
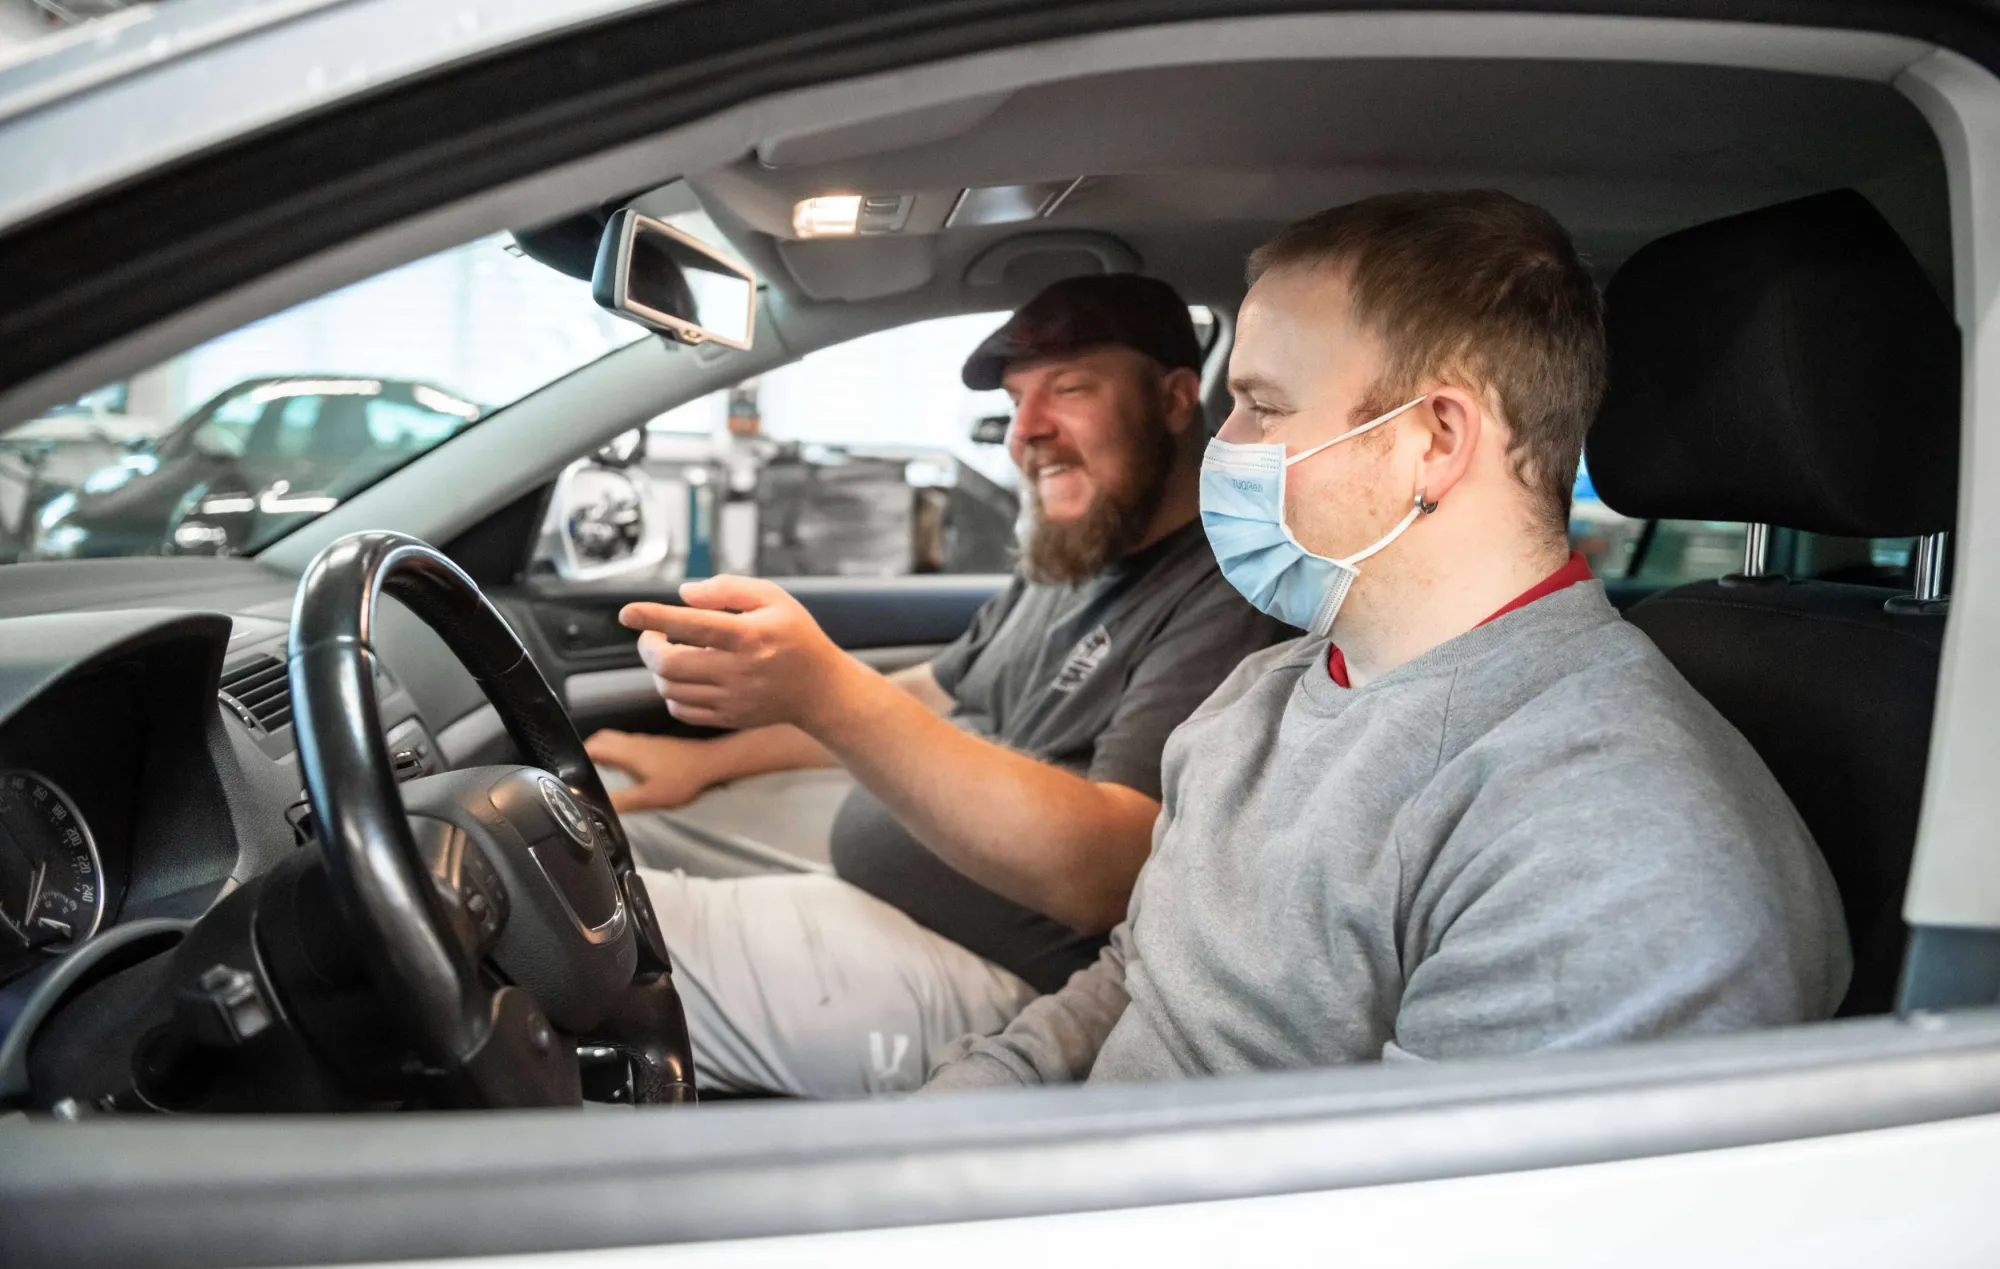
<box><xmin>1021</xmin><ymin>448</ymin><xmax>1086</xmax><ymax>478</ymax></box>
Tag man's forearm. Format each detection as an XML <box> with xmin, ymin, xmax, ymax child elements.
<box><xmin>616</xmin><ymin>585</ymin><xmax>1152</xmax><ymax>926</ymax></box>
<box><xmin>692</xmin><ymin>662</ymin><xmax>943</xmax><ymax>787</ymax></box>
<box><xmin>926</xmin><ymin>933</ymin><xmax>1132</xmax><ymax>1090</ymax></box>
<box><xmin>804</xmin><ymin>663</ymin><xmax>1158</xmax><ymax>932</ymax></box>
<box><xmin>698</xmin><ymin>723</ymin><xmax>838</xmax><ymax>785</ymax></box>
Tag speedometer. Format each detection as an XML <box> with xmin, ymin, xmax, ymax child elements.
<box><xmin>0</xmin><ymin>770</ymin><xmax>105</xmax><ymax>957</ymax></box>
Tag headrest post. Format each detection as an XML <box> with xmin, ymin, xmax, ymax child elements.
<box><xmin>1740</xmin><ymin>523</ymin><xmax>1773</xmax><ymax>578</ymax></box>
<box><xmin>1913</xmin><ymin>532</ymin><xmax>1949</xmax><ymax>602</ymax></box>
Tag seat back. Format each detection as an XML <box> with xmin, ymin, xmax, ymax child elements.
<box><xmin>1586</xmin><ymin>190</ymin><xmax>1959</xmax><ymax>1016</ymax></box>
<box><xmin>1619</xmin><ymin>582</ymin><xmax>1944</xmax><ymax>1014</ymax></box>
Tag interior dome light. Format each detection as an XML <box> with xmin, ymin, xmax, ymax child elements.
<box><xmin>793</xmin><ymin>195</ymin><xmax>862</xmax><ymax>238</ymax></box>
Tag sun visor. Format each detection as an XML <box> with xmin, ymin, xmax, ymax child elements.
<box><xmin>963</xmin><ymin>232</ymin><xmax>1140</xmax><ymax>288</ymax></box>
<box><xmin>777</xmin><ymin>236</ymin><xmax>936</xmax><ymax>301</ymax></box>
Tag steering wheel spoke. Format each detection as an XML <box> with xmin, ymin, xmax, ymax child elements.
<box><xmin>450</xmin><ymin>984</ymin><xmax>582</xmax><ymax>1109</ymax></box>
<box><xmin>410</xmin><ymin>812</ymin><xmax>509</xmax><ymax>965</ymax></box>
<box><xmin>397</xmin><ymin>766</ymin><xmax>636</xmax><ymax>1036</ymax></box>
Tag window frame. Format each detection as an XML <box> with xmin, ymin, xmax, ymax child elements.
<box><xmin>4</xmin><ymin>2</ymin><xmax>2000</xmax><ymax>1262</ymax></box>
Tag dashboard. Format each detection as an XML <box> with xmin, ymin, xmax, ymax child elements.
<box><xmin>0</xmin><ymin>557</ymin><xmax>493</xmax><ymax>1009</ymax></box>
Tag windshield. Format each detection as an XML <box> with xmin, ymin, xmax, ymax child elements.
<box><xmin>0</xmin><ymin>234</ymin><xmax>644</xmax><ymax>565</ymax></box>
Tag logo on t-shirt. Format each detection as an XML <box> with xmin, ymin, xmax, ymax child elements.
<box><xmin>1052</xmin><ymin>625</ymin><xmax>1113</xmax><ymax>693</ymax></box>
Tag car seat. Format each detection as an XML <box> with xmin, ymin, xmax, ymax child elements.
<box><xmin>306</xmin><ymin>394</ymin><xmax>375</xmax><ymax>463</ymax></box>
<box><xmin>1585</xmin><ymin>189</ymin><xmax>1958</xmax><ymax>1017</ymax></box>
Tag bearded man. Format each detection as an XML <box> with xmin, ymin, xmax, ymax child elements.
<box><xmin>588</xmin><ymin>275</ymin><xmax>1288</xmax><ymax>1097</ymax></box>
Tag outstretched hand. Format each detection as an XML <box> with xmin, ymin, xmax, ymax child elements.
<box><xmin>619</xmin><ymin>575</ymin><xmax>860</xmax><ymax>733</ymax></box>
<box><xmin>582</xmin><ymin>730</ymin><xmax>716</xmax><ymax>813</ymax></box>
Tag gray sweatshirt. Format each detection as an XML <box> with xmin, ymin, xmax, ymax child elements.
<box><xmin>926</xmin><ymin>582</ymin><xmax>1850</xmax><ymax>1088</ymax></box>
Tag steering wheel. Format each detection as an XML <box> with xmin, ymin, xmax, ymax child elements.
<box><xmin>288</xmin><ymin>530</ymin><xmax>694</xmax><ymax>1107</ymax></box>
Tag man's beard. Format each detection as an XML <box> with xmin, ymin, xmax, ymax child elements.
<box><xmin>1018</xmin><ymin>400</ymin><xmax>1178</xmax><ymax>584</ymax></box>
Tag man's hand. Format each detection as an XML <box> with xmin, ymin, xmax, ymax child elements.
<box><xmin>583</xmin><ymin>730</ymin><xmax>719</xmax><ymax>813</ymax></box>
<box><xmin>614</xmin><ymin>577</ymin><xmax>1157</xmax><ymax>932</ymax></box>
<box><xmin>619</xmin><ymin>576</ymin><xmax>863</xmax><ymax>733</ymax></box>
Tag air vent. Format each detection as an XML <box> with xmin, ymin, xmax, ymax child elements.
<box><xmin>218</xmin><ymin>654</ymin><xmax>293</xmax><ymax>733</ymax></box>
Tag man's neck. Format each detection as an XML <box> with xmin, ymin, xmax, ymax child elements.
<box><xmin>1132</xmin><ymin>467</ymin><xmax>1201</xmax><ymax>554</ymax></box>
<box><xmin>1338</xmin><ymin>531</ymin><xmax>1571</xmax><ymax>688</ymax></box>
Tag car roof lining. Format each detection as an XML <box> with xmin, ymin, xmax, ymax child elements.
<box><xmin>676</xmin><ymin>56</ymin><xmax>1949</xmax><ymax>318</ymax></box>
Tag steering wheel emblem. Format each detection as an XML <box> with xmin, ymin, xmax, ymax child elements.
<box><xmin>537</xmin><ymin>776</ymin><xmax>596</xmax><ymax>854</ymax></box>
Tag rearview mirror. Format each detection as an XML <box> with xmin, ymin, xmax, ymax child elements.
<box><xmin>592</xmin><ymin>209</ymin><xmax>756</xmax><ymax>350</ymax></box>
<box><xmin>593</xmin><ymin>428</ymin><xmax>646</xmax><ymax>468</ymax></box>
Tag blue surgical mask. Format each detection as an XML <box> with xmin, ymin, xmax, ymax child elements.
<box><xmin>1200</xmin><ymin>396</ymin><xmax>1429</xmax><ymax>637</ymax></box>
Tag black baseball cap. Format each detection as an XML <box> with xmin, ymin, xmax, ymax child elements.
<box><xmin>960</xmin><ymin>273</ymin><xmax>1203</xmax><ymax>390</ymax></box>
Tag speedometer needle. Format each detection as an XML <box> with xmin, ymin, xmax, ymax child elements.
<box><xmin>22</xmin><ymin>859</ymin><xmax>46</xmax><ymax>926</ymax></box>
<box><xmin>20</xmin><ymin>862</ymin><xmax>67</xmax><ymax>949</ymax></box>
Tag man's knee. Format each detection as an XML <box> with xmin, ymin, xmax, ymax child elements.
<box><xmin>637</xmin><ymin>869</ymin><xmax>1035</xmax><ymax>1096</ymax></box>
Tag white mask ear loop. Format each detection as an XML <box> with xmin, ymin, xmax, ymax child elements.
<box><xmin>1334</xmin><ymin>487</ymin><xmax>1442</xmax><ymax>568</ymax></box>
<box><xmin>1282</xmin><ymin>395</ymin><xmax>1428</xmax><ymax>468</ymax></box>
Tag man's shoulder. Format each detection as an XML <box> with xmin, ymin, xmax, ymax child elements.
<box><xmin>1521</xmin><ymin>615</ymin><xmax>1736</xmax><ymax>735</ymax></box>
<box><xmin>1457</xmin><ymin>617</ymin><xmax>1798</xmax><ymax>833</ymax></box>
<box><xmin>1420</xmin><ymin>614</ymin><xmax>1847</xmax><ymax>1018</ymax></box>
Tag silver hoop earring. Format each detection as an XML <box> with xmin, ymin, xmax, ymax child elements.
<box><xmin>1415</xmin><ymin>489</ymin><xmax>1440</xmax><ymax>515</ymax></box>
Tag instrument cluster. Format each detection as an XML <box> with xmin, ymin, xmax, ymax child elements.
<box><xmin>0</xmin><ymin>670</ymin><xmax>142</xmax><ymax>988</ymax></box>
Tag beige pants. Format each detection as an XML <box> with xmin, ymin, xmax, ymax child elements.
<box><xmin>602</xmin><ymin>766</ymin><xmax>1037</xmax><ymax>1097</ymax></box>
<box><xmin>640</xmin><ymin>869</ymin><xmax>1037</xmax><ymax>1097</ymax></box>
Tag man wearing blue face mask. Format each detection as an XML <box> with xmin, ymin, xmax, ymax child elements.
<box><xmin>927</xmin><ymin>190</ymin><xmax>1851</xmax><ymax>1089</ymax></box>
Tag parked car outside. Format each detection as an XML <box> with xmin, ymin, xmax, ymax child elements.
<box><xmin>27</xmin><ymin>374</ymin><xmax>481</xmax><ymax>560</ymax></box>
<box><xmin>0</xmin><ymin>388</ymin><xmax>165</xmax><ymax>563</ymax></box>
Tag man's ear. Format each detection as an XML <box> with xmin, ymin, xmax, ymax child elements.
<box><xmin>1414</xmin><ymin>386</ymin><xmax>1485</xmax><ymax>505</ymax></box>
<box><xmin>1159</xmin><ymin>366</ymin><xmax>1204</xmax><ymax>437</ymax></box>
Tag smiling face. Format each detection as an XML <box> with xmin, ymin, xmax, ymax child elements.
<box><xmin>1003</xmin><ymin>345</ymin><xmax>1182</xmax><ymax>582</ymax></box>
<box><xmin>1219</xmin><ymin>265</ymin><xmax>1415</xmax><ymax>560</ymax></box>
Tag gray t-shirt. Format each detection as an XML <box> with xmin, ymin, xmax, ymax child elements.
<box><xmin>830</xmin><ymin>520</ymin><xmax>1291</xmax><ymax>992</ymax></box>
<box><xmin>927</xmin><ymin>582</ymin><xmax>1852</xmax><ymax>1087</ymax></box>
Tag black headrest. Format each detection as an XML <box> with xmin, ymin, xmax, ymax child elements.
<box><xmin>1586</xmin><ymin>190</ymin><xmax>1959</xmax><ymax>538</ymax></box>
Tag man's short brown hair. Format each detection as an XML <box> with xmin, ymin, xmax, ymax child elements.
<box><xmin>1248</xmin><ymin>190</ymin><xmax>1606</xmax><ymax>533</ymax></box>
